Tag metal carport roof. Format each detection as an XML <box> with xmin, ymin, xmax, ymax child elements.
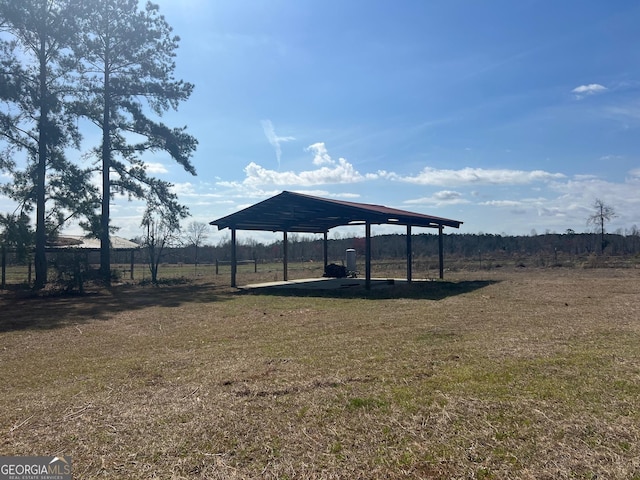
<box><xmin>210</xmin><ymin>190</ymin><xmax>462</xmax><ymax>233</ymax></box>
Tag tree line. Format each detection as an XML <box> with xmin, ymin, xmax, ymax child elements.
<box><xmin>3</xmin><ymin>228</ymin><xmax>637</xmax><ymax>287</ymax></box>
<box><xmin>162</xmin><ymin>229</ymin><xmax>640</xmax><ymax>267</ymax></box>
<box><xmin>0</xmin><ymin>0</ymin><xmax>196</xmax><ymax>288</ymax></box>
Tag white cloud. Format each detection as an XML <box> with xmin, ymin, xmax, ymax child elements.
<box><xmin>171</xmin><ymin>182</ymin><xmax>196</xmax><ymax>196</ymax></box>
<box><xmin>605</xmin><ymin>103</ymin><xmax>640</xmax><ymax>121</ymax></box>
<box><xmin>540</xmin><ymin>175</ymin><xmax>640</xmax><ymax>231</ymax></box>
<box><xmin>306</xmin><ymin>142</ymin><xmax>333</xmax><ymax>166</ymax></box>
<box><xmin>242</xmin><ymin>159</ymin><xmax>372</xmax><ymax>186</ymax></box>
<box><xmin>537</xmin><ymin>206</ymin><xmax>566</xmax><ymax>217</ymax></box>
<box><xmin>480</xmin><ymin>200</ymin><xmax>523</xmax><ymax>207</ymax></box>
<box><xmin>572</xmin><ymin>174</ymin><xmax>599</xmax><ymax>181</ymax></box>
<box><xmin>226</xmin><ymin>143</ymin><xmax>380</xmax><ymax>187</ymax></box>
<box><xmin>393</xmin><ymin>166</ymin><xmax>565</xmax><ymax>186</ymax></box>
<box><xmin>433</xmin><ymin>190</ymin><xmax>464</xmax><ymax>201</ymax></box>
<box><xmin>290</xmin><ymin>189</ymin><xmax>361</xmax><ymax>199</ymax></box>
<box><xmin>572</xmin><ymin>83</ymin><xmax>607</xmax><ymax>99</ymax></box>
<box><xmin>144</xmin><ymin>162</ymin><xmax>169</xmax><ymax>174</ymax></box>
<box><xmin>261</xmin><ymin>119</ymin><xmax>295</xmax><ymax>169</ymax></box>
<box><xmin>170</xmin><ymin>182</ymin><xmax>230</xmax><ymax>199</ymax></box>
<box><xmin>404</xmin><ymin>190</ymin><xmax>469</xmax><ymax>207</ymax></box>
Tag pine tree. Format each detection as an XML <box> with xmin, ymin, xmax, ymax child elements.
<box><xmin>74</xmin><ymin>0</ymin><xmax>197</xmax><ymax>285</ymax></box>
<box><xmin>0</xmin><ymin>0</ymin><xmax>99</xmax><ymax>288</ymax></box>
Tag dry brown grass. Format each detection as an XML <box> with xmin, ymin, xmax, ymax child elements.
<box><xmin>1</xmin><ymin>267</ymin><xmax>640</xmax><ymax>479</ymax></box>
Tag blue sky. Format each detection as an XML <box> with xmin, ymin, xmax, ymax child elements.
<box><xmin>4</xmin><ymin>0</ymin><xmax>640</xmax><ymax>243</ymax></box>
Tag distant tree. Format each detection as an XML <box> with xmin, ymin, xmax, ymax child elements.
<box><xmin>140</xmin><ymin>198</ymin><xmax>186</xmax><ymax>284</ymax></box>
<box><xmin>74</xmin><ymin>0</ymin><xmax>197</xmax><ymax>285</ymax></box>
<box><xmin>184</xmin><ymin>221</ymin><xmax>208</xmax><ymax>269</ymax></box>
<box><xmin>628</xmin><ymin>225</ymin><xmax>640</xmax><ymax>254</ymax></box>
<box><xmin>587</xmin><ymin>198</ymin><xmax>616</xmax><ymax>254</ymax></box>
<box><xmin>0</xmin><ymin>212</ymin><xmax>34</xmax><ymax>262</ymax></box>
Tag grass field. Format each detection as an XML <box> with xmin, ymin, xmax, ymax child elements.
<box><xmin>1</xmin><ymin>267</ymin><xmax>639</xmax><ymax>479</ymax></box>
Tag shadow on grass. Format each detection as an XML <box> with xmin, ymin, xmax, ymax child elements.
<box><xmin>240</xmin><ymin>279</ymin><xmax>499</xmax><ymax>300</ymax></box>
<box><xmin>0</xmin><ymin>281</ymin><xmax>230</xmax><ymax>333</ymax></box>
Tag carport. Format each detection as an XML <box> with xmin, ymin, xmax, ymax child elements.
<box><xmin>210</xmin><ymin>191</ymin><xmax>463</xmax><ymax>289</ymax></box>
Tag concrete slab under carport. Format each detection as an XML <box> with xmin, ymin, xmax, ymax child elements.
<box><xmin>239</xmin><ymin>277</ymin><xmax>433</xmax><ymax>291</ymax></box>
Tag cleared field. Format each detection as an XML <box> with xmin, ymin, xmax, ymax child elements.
<box><xmin>1</xmin><ymin>268</ymin><xmax>639</xmax><ymax>479</ymax></box>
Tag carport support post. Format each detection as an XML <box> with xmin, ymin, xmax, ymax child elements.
<box><xmin>438</xmin><ymin>225</ymin><xmax>444</xmax><ymax>279</ymax></box>
<box><xmin>283</xmin><ymin>231</ymin><xmax>288</xmax><ymax>281</ymax></box>
<box><xmin>323</xmin><ymin>232</ymin><xmax>328</xmax><ymax>270</ymax></box>
<box><xmin>406</xmin><ymin>225</ymin><xmax>412</xmax><ymax>283</ymax></box>
<box><xmin>231</xmin><ymin>228</ymin><xmax>237</xmax><ymax>287</ymax></box>
<box><xmin>365</xmin><ymin>222</ymin><xmax>371</xmax><ymax>290</ymax></box>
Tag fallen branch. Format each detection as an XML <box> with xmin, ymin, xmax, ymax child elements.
<box><xmin>9</xmin><ymin>414</ymin><xmax>34</xmax><ymax>433</ymax></box>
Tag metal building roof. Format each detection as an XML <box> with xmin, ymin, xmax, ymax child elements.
<box><xmin>46</xmin><ymin>235</ymin><xmax>140</xmax><ymax>250</ymax></box>
<box><xmin>210</xmin><ymin>191</ymin><xmax>463</xmax><ymax>233</ymax></box>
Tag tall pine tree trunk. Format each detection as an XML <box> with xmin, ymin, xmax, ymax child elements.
<box><xmin>100</xmin><ymin>65</ymin><xmax>111</xmax><ymax>286</ymax></box>
<box><xmin>34</xmin><ymin>34</ymin><xmax>48</xmax><ymax>289</ymax></box>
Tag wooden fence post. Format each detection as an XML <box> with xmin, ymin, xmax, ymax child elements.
<box><xmin>130</xmin><ymin>250</ymin><xmax>135</xmax><ymax>280</ymax></box>
<box><xmin>1</xmin><ymin>245</ymin><xmax>6</xmax><ymax>289</ymax></box>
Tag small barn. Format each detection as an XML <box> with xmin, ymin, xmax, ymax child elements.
<box><xmin>46</xmin><ymin>235</ymin><xmax>140</xmax><ymax>280</ymax></box>
<box><xmin>210</xmin><ymin>191</ymin><xmax>463</xmax><ymax>289</ymax></box>
<box><xmin>1</xmin><ymin>235</ymin><xmax>140</xmax><ymax>288</ymax></box>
